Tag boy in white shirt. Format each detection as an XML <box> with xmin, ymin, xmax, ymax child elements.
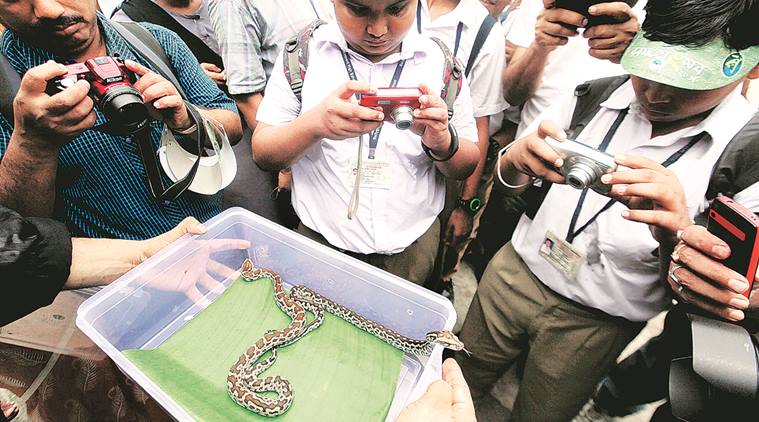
<box><xmin>252</xmin><ymin>0</ymin><xmax>479</xmax><ymax>285</ymax></box>
<box><xmin>456</xmin><ymin>0</ymin><xmax>759</xmax><ymax>419</ymax></box>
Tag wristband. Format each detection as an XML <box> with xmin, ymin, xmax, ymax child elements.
<box><xmin>423</xmin><ymin>124</ymin><xmax>459</xmax><ymax>162</ymax></box>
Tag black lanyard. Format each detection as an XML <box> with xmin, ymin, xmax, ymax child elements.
<box><xmin>308</xmin><ymin>0</ymin><xmax>320</xmax><ymax>19</ymax></box>
<box><xmin>340</xmin><ymin>50</ymin><xmax>406</xmax><ymax>159</ymax></box>
<box><xmin>416</xmin><ymin>0</ymin><xmax>464</xmax><ymax>58</ymax></box>
<box><xmin>565</xmin><ymin>109</ymin><xmax>705</xmax><ymax>243</ymax></box>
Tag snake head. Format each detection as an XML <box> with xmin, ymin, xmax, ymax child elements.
<box><xmin>240</xmin><ymin>258</ymin><xmax>255</xmax><ymax>281</ymax></box>
<box><xmin>426</xmin><ymin>331</ymin><xmax>467</xmax><ymax>352</ymax></box>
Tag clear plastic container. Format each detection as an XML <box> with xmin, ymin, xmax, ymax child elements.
<box><xmin>76</xmin><ymin>208</ymin><xmax>456</xmax><ymax>421</ymax></box>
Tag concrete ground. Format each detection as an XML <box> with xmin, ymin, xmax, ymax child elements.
<box><xmin>450</xmin><ymin>261</ymin><xmax>665</xmax><ymax>422</ymax></box>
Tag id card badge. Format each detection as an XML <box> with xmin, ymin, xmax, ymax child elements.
<box><xmin>347</xmin><ymin>159</ymin><xmax>392</xmax><ymax>189</ymax></box>
<box><xmin>539</xmin><ymin>230</ymin><xmax>585</xmax><ymax>280</ymax></box>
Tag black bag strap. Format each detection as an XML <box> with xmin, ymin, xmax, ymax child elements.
<box><xmin>464</xmin><ymin>14</ymin><xmax>497</xmax><ymax>79</ymax></box>
<box><xmin>568</xmin><ymin>75</ymin><xmax>631</xmax><ymax>140</ymax></box>
<box><xmin>706</xmin><ymin>112</ymin><xmax>759</xmax><ymax>200</ymax></box>
<box><xmin>0</xmin><ymin>53</ymin><xmax>20</xmax><ymax>124</ymax></box>
<box><xmin>109</xmin><ymin>21</ymin><xmax>187</xmax><ymax>100</ymax></box>
<box><xmin>117</xmin><ymin>0</ymin><xmax>224</xmax><ymax>69</ymax></box>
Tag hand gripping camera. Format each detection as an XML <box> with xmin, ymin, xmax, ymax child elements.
<box><xmin>545</xmin><ymin>137</ymin><xmax>617</xmax><ymax>194</ymax></box>
<box><xmin>47</xmin><ymin>56</ymin><xmax>149</xmax><ymax>134</ymax></box>
<box><xmin>359</xmin><ymin>87</ymin><xmax>422</xmax><ymax>130</ymax></box>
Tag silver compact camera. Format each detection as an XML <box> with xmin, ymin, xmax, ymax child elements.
<box><xmin>544</xmin><ymin>137</ymin><xmax>617</xmax><ymax>194</ymax></box>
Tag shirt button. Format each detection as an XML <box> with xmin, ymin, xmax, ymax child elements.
<box><xmin>125</xmin><ymin>136</ymin><xmax>133</xmax><ymax>144</ymax></box>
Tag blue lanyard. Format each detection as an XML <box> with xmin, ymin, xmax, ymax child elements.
<box><xmin>340</xmin><ymin>50</ymin><xmax>406</xmax><ymax>159</ymax></box>
<box><xmin>565</xmin><ymin>109</ymin><xmax>704</xmax><ymax>243</ymax></box>
<box><xmin>308</xmin><ymin>0</ymin><xmax>320</xmax><ymax>19</ymax></box>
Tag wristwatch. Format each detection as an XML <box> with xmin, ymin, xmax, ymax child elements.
<box><xmin>457</xmin><ymin>196</ymin><xmax>482</xmax><ymax>215</ymax></box>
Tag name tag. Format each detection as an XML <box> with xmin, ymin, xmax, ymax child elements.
<box><xmin>539</xmin><ymin>231</ymin><xmax>585</xmax><ymax>280</ymax></box>
<box><xmin>347</xmin><ymin>159</ymin><xmax>392</xmax><ymax>190</ymax></box>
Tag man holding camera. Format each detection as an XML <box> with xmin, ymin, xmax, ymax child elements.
<box><xmin>455</xmin><ymin>0</ymin><xmax>759</xmax><ymax>420</ymax></box>
<box><xmin>0</xmin><ymin>0</ymin><xmax>242</xmax><ymax>239</ymax></box>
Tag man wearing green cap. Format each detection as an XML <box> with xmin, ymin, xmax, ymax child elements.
<box><xmin>455</xmin><ymin>0</ymin><xmax>759</xmax><ymax>420</ymax></box>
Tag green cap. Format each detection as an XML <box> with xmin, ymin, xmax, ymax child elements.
<box><xmin>621</xmin><ymin>31</ymin><xmax>759</xmax><ymax>90</ymax></box>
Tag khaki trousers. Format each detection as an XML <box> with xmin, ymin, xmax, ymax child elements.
<box><xmin>296</xmin><ymin>219</ymin><xmax>440</xmax><ymax>286</ymax></box>
<box><xmin>456</xmin><ymin>243</ymin><xmax>645</xmax><ymax>421</ymax></box>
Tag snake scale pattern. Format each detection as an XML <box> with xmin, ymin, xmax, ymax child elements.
<box><xmin>226</xmin><ymin>258</ymin><xmax>466</xmax><ymax>417</ymax></box>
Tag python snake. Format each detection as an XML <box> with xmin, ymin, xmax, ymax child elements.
<box><xmin>227</xmin><ymin>258</ymin><xmax>466</xmax><ymax>417</ymax></box>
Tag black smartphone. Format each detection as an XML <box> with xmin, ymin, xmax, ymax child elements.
<box><xmin>553</xmin><ymin>0</ymin><xmax>634</xmax><ymax>27</ymax></box>
<box><xmin>707</xmin><ymin>196</ymin><xmax>759</xmax><ymax>298</ymax></box>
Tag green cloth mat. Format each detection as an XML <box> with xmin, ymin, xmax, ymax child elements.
<box><xmin>123</xmin><ymin>276</ymin><xmax>404</xmax><ymax>421</ymax></box>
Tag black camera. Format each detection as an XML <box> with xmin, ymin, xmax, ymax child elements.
<box><xmin>47</xmin><ymin>56</ymin><xmax>149</xmax><ymax>134</ymax></box>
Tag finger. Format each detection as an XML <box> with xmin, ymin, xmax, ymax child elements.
<box><xmin>47</xmin><ymin>80</ymin><xmax>92</xmax><ymax>114</ymax></box>
<box><xmin>336</xmin><ymin>80</ymin><xmax>376</xmax><ymax>100</ymax></box>
<box><xmin>523</xmin><ymin>153</ymin><xmax>565</xmax><ymax>183</ymax></box>
<box><xmin>614</xmin><ymin>154</ymin><xmax>667</xmax><ymax>172</ymax></box>
<box><xmin>677</xmin><ymin>287</ymin><xmax>745</xmax><ymax>321</ymax></box>
<box><xmin>142</xmin><ymin>81</ymin><xmax>178</xmax><ymax>104</ymax></box>
<box><xmin>536</xmin><ymin>120</ymin><xmax>567</xmax><ymax>141</ymax></box>
<box><xmin>198</xmin><ymin>272</ymin><xmax>227</xmax><ymax>294</ymax></box>
<box><xmin>341</xmin><ymin>119</ymin><xmax>384</xmax><ymax>136</ymax></box>
<box><xmin>131</xmin><ymin>70</ymin><xmax>165</xmax><ymax>94</ymax></box>
<box><xmin>621</xmin><ymin>209</ymin><xmax>682</xmax><ymax>232</ymax></box>
<box><xmin>602</xmin><ymin>168</ymin><xmax>668</xmax><ymax>186</ymax></box>
<box><xmin>671</xmin><ymin>264</ymin><xmax>749</xmax><ymax>309</ymax></box>
<box><xmin>206</xmin><ymin>259</ymin><xmax>240</xmax><ymax>279</ymax></box>
<box><xmin>153</xmin><ymin>95</ymin><xmax>184</xmax><ymax>111</ymax></box>
<box><xmin>529</xmin><ymin>135</ymin><xmax>564</xmax><ymax>168</ymax></box>
<box><xmin>167</xmin><ymin>217</ymin><xmax>207</xmax><ymax>241</ymax></box>
<box><xmin>60</xmin><ymin>110</ymin><xmax>98</xmax><ymax>135</ymax></box>
<box><xmin>546</xmin><ymin>7</ymin><xmax>587</xmax><ymax>27</ymax></box>
<box><xmin>442</xmin><ymin>359</ymin><xmax>476</xmax><ymax>416</ymax></box>
<box><xmin>185</xmin><ymin>286</ymin><xmax>213</xmax><ymax>308</ymax></box>
<box><xmin>681</xmin><ymin>225</ymin><xmax>731</xmax><ymax>260</ymax></box>
<box><xmin>587</xmin><ymin>2</ymin><xmax>634</xmax><ymax>22</ymax></box>
<box><xmin>587</xmin><ymin>35</ymin><xmax>627</xmax><ymax>50</ymax></box>
<box><xmin>201</xmin><ymin>63</ymin><xmax>222</xmax><ymax>73</ymax></box>
<box><xmin>444</xmin><ymin>221</ymin><xmax>455</xmax><ymax>246</ymax></box>
<box><xmin>413</xmin><ymin>107</ymin><xmax>448</xmax><ymax>122</ymax></box>
<box><xmin>410</xmin><ymin>117</ymin><xmax>448</xmax><ymax>133</ymax></box>
<box><xmin>20</xmin><ymin>60</ymin><xmax>69</xmax><ymax>93</ymax></box>
<box><xmin>677</xmin><ymin>243</ymin><xmax>749</xmax><ymax>294</ymax></box>
<box><xmin>123</xmin><ymin>59</ymin><xmax>152</xmax><ymax>78</ymax></box>
<box><xmin>541</xmin><ymin>21</ymin><xmax>581</xmax><ymax>38</ymax></box>
<box><xmin>609</xmin><ymin>183</ymin><xmax>676</xmax><ymax>208</ymax></box>
<box><xmin>205</xmin><ymin>239</ymin><xmax>251</xmax><ymax>253</ymax></box>
<box><xmin>340</xmin><ymin>102</ymin><xmax>384</xmax><ymax>121</ymax></box>
<box><xmin>588</xmin><ymin>46</ymin><xmax>626</xmax><ymax>64</ymax></box>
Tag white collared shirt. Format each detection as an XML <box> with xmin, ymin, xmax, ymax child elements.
<box><xmin>257</xmin><ymin>23</ymin><xmax>478</xmax><ymax>255</ymax></box>
<box><xmin>417</xmin><ymin>0</ymin><xmax>508</xmax><ymax>121</ymax></box>
<box><xmin>511</xmin><ymin>80</ymin><xmax>758</xmax><ymax>321</ymax></box>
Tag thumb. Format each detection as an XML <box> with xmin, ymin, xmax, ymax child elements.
<box><xmin>588</xmin><ymin>2</ymin><xmax>634</xmax><ymax>22</ymax></box>
<box><xmin>537</xmin><ymin>120</ymin><xmax>567</xmax><ymax>141</ymax></box>
<box><xmin>20</xmin><ymin>60</ymin><xmax>69</xmax><ymax>94</ymax></box>
<box><xmin>156</xmin><ymin>217</ymin><xmax>207</xmax><ymax>244</ymax></box>
<box><xmin>445</xmin><ymin>219</ymin><xmax>455</xmax><ymax>246</ymax></box>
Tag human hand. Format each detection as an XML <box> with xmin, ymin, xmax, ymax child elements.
<box><xmin>445</xmin><ymin>207</ymin><xmax>474</xmax><ymax>247</ymax></box>
<box><xmin>535</xmin><ymin>1</ymin><xmax>587</xmax><ymax>52</ymax></box>
<box><xmin>200</xmin><ymin>63</ymin><xmax>227</xmax><ymax>88</ymax></box>
<box><xmin>313</xmin><ymin>81</ymin><xmax>383</xmax><ymax>140</ymax></box>
<box><xmin>124</xmin><ymin>59</ymin><xmax>193</xmax><ymax>132</ymax></box>
<box><xmin>395</xmin><ymin>358</ymin><xmax>476</xmax><ymax>422</ymax></box>
<box><xmin>136</xmin><ymin>217</ymin><xmax>209</xmax><ymax>266</ymax></box>
<box><xmin>1</xmin><ymin>401</ymin><xmax>18</xmax><ymax>421</ymax></box>
<box><xmin>603</xmin><ymin>155</ymin><xmax>692</xmax><ymax>245</ymax></box>
<box><xmin>504</xmin><ymin>120</ymin><xmax>566</xmax><ymax>183</ymax></box>
<box><xmin>412</xmin><ymin>84</ymin><xmax>452</xmax><ymax>156</ymax></box>
<box><xmin>12</xmin><ymin>60</ymin><xmax>96</xmax><ymax>147</ymax></box>
<box><xmin>583</xmin><ymin>2</ymin><xmax>639</xmax><ymax>63</ymax></box>
<box><xmin>667</xmin><ymin>225</ymin><xmax>756</xmax><ymax>321</ymax></box>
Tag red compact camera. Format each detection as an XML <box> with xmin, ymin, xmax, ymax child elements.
<box><xmin>359</xmin><ymin>87</ymin><xmax>422</xmax><ymax>130</ymax></box>
<box><xmin>48</xmin><ymin>56</ymin><xmax>149</xmax><ymax>134</ymax></box>
<box><xmin>707</xmin><ymin>196</ymin><xmax>759</xmax><ymax>298</ymax></box>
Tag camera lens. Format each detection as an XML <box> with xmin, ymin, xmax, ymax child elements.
<box><xmin>100</xmin><ymin>85</ymin><xmax>149</xmax><ymax>134</ymax></box>
<box><xmin>566</xmin><ymin>163</ymin><xmax>597</xmax><ymax>190</ymax></box>
<box><xmin>392</xmin><ymin>105</ymin><xmax>414</xmax><ymax>130</ymax></box>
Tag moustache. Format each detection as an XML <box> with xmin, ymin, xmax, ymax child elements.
<box><xmin>37</xmin><ymin>15</ymin><xmax>86</xmax><ymax>31</ymax></box>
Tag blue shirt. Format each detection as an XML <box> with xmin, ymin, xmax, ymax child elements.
<box><xmin>0</xmin><ymin>14</ymin><xmax>237</xmax><ymax>240</ymax></box>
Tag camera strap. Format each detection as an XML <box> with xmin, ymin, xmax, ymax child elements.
<box><xmin>566</xmin><ymin>109</ymin><xmax>704</xmax><ymax>243</ymax></box>
<box><xmin>135</xmin><ymin>102</ymin><xmax>206</xmax><ymax>203</ymax></box>
<box><xmin>340</xmin><ymin>51</ymin><xmax>406</xmax><ymax>159</ymax></box>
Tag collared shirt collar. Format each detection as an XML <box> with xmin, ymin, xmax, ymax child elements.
<box><xmin>418</xmin><ymin>0</ymin><xmax>475</xmax><ymax>30</ymax></box>
<box><xmin>600</xmin><ymin>79</ymin><xmax>755</xmax><ymax>146</ymax></box>
<box><xmin>315</xmin><ymin>22</ymin><xmax>428</xmax><ymax>65</ymax></box>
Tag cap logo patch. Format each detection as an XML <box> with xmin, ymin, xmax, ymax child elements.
<box><xmin>723</xmin><ymin>52</ymin><xmax>743</xmax><ymax>78</ymax></box>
